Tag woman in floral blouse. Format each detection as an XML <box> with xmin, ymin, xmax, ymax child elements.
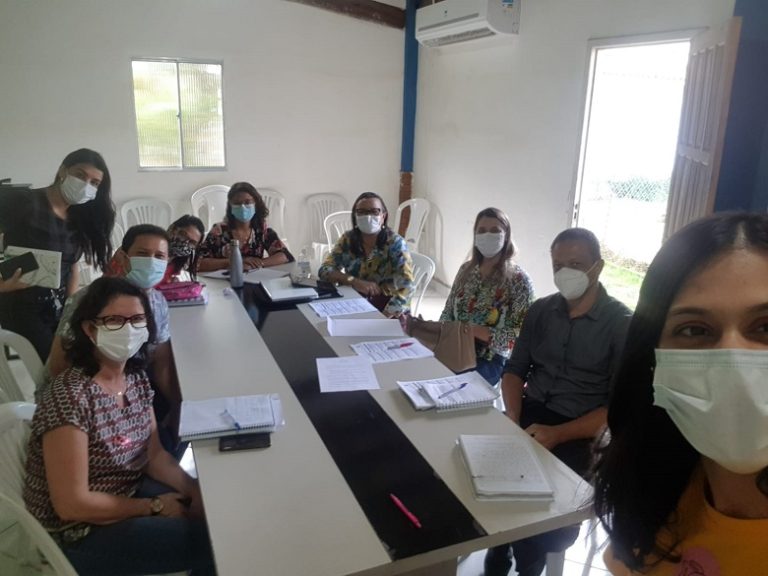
<box><xmin>440</xmin><ymin>207</ymin><xmax>533</xmax><ymax>385</ymax></box>
<box><xmin>197</xmin><ymin>182</ymin><xmax>293</xmax><ymax>272</ymax></box>
<box><xmin>318</xmin><ymin>192</ymin><xmax>414</xmax><ymax>317</ymax></box>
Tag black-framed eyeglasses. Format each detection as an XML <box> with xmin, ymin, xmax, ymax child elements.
<box><xmin>354</xmin><ymin>208</ymin><xmax>383</xmax><ymax>216</ymax></box>
<box><xmin>93</xmin><ymin>314</ymin><xmax>148</xmax><ymax>331</ymax></box>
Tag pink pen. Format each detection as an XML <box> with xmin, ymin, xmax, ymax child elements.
<box><xmin>389</xmin><ymin>493</ymin><xmax>422</xmax><ymax>529</ymax></box>
<box><xmin>387</xmin><ymin>342</ymin><xmax>414</xmax><ymax>350</ymax></box>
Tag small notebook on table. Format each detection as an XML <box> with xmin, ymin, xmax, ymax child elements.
<box><xmin>458</xmin><ymin>434</ymin><xmax>554</xmax><ymax>501</ymax></box>
<box><xmin>397</xmin><ymin>371</ymin><xmax>499</xmax><ymax>412</ymax></box>
<box><xmin>179</xmin><ymin>394</ymin><xmax>281</xmax><ymax>441</ymax></box>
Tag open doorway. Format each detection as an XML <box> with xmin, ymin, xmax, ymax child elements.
<box><xmin>573</xmin><ymin>38</ymin><xmax>691</xmax><ymax>309</ymax></box>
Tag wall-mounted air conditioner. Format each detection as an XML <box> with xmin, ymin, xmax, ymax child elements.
<box><xmin>416</xmin><ymin>0</ymin><xmax>521</xmax><ymax>48</ymax></box>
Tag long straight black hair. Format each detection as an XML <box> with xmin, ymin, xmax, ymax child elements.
<box><xmin>56</xmin><ymin>149</ymin><xmax>115</xmax><ymax>271</ymax></box>
<box><xmin>593</xmin><ymin>212</ymin><xmax>768</xmax><ymax>570</ymax></box>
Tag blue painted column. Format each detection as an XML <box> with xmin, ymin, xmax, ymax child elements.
<box><xmin>398</xmin><ymin>0</ymin><xmax>419</xmax><ymax>232</ymax></box>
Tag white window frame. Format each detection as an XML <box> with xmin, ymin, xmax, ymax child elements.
<box><xmin>130</xmin><ymin>57</ymin><xmax>228</xmax><ymax>172</ymax></box>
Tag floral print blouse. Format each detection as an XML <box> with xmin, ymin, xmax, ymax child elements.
<box><xmin>198</xmin><ymin>221</ymin><xmax>293</xmax><ymax>262</ymax></box>
<box><xmin>440</xmin><ymin>262</ymin><xmax>534</xmax><ymax>361</ymax></box>
<box><xmin>318</xmin><ymin>230</ymin><xmax>415</xmax><ymax>315</ymax></box>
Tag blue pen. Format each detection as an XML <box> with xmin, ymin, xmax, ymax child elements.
<box><xmin>438</xmin><ymin>382</ymin><xmax>468</xmax><ymax>399</ymax></box>
<box><xmin>221</xmin><ymin>409</ymin><xmax>241</xmax><ymax>430</ymax></box>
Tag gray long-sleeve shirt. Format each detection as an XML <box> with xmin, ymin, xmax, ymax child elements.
<box><xmin>504</xmin><ymin>285</ymin><xmax>632</xmax><ymax>420</ymax></box>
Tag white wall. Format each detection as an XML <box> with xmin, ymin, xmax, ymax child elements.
<box><xmin>414</xmin><ymin>0</ymin><xmax>735</xmax><ymax>294</ymax></box>
<box><xmin>0</xmin><ymin>0</ymin><xmax>404</xmax><ymax>251</ymax></box>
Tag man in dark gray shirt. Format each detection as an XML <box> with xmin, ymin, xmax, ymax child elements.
<box><xmin>485</xmin><ymin>227</ymin><xmax>632</xmax><ymax>576</ymax></box>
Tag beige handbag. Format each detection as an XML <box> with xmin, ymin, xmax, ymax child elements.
<box><xmin>404</xmin><ymin>316</ymin><xmax>477</xmax><ymax>373</ymax></box>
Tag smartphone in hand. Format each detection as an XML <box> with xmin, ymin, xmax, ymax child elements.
<box><xmin>0</xmin><ymin>251</ymin><xmax>39</xmax><ymax>280</ymax></box>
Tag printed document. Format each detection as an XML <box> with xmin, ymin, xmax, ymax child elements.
<box><xmin>309</xmin><ymin>298</ymin><xmax>377</xmax><ymax>318</ymax></box>
<box><xmin>316</xmin><ymin>356</ymin><xmax>380</xmax><ymax>393</ymax></box>
<box><xmin>350</xmin><ymin>338</ymin><xmax>434</xmax><ymax>363</ymax></box>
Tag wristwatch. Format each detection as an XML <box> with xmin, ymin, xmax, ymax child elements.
<box><xmin>149</xmin><ymin>496</ymin><xmax>164</xmax><ymax>516</ymax></box>
<box><xmin>346</xmin><ymin>275</ymin><xmax>355</xmax><ymax>286</ymax></box>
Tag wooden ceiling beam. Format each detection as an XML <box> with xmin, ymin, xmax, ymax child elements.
<box><xmin>285</xmin><ymin>0</ymin><xmax>406</xmax><ymax>29</ymax></box>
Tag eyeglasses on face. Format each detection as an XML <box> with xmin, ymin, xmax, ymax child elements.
<box><xmin>354</xmin><ymin>208</ymin><xmax>383</xmax><ymax>216</ymax></box>
<box><xmin>94</xmin><ymin>314</ymin><xmax>148</xmax><ymax>331</ymax></box>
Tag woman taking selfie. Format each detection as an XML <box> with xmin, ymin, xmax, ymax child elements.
<box><xmin>0</xmin><ymin>148</ymin><xmax>115</xmax><ymax>360</ymax></box>
<box><xmin>440</xmin><ymin>207</ymin><xmax>533</xmax><ymax>385</ymax></box>
<box><xmin>594</xmin><ymin>212</ymin><xmax>768</xmax><ymax>575</ymax></box>
<box><xmin>23</xmin><ymin>277</ymin><xmax>214</xmax><ymax>575</ymax></box>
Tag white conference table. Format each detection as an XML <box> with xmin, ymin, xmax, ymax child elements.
<box><xmin>170</xmin><ymin>272</ymin><xmax>592</xmax><ymax>576</ymax></box>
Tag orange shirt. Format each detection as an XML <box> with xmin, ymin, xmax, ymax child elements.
<box><xmin>605</xmin><ymin>468</ymin><xmax>768</xmax><ymax>575</ymax></box>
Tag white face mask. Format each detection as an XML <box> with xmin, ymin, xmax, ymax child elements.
<box><xmin>474</xmin><ymin>232</ymin><xmax>505</xmax><ymax>258</ymax></box>
<box><xmin>553</xmin><ymin>266</ymin><xmax>592</xmax><ymax>300</ymax></box>
<box><xmin>357</xmin><ymin>215</ymin><xmax>382</xmax><ymax>235</ymax></box>
<box><xmin>60</xmin><ymin>174</ymin><xmax>98</xmax><ymax>206</ymax></box>
<box><xmin>653</xmin><ymin>348</ymin><xmax>768</xmax><ymax>474</ymax></box>
<box><xmin>94</xmin><ymin>324</ymin><xmax>149</xmax><ymax>362</ymax></box>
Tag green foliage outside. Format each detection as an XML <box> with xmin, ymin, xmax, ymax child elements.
<box><xmin>601</xmin><ymin>261</ymin><xmax>643</xmax><ymax>310</ymax></box>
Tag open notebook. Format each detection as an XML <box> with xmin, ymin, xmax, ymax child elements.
<box><xmin>458</xmin><ymin>434</ymin><xmax>554</xmax><ymax>501</ymax></box>
<box><xmin>397</xmin><ymin>371</ymin><xmax>499</xmax><ymax>412</ymax></box>
<box><xmin>179</xmin><ymin>394</ymin><xmax>282</xmax><ymax>441</ymax></box>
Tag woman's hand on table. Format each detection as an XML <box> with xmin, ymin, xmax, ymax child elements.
<box><xmin>351</xmin><ymin>278</ymin><xmax>380</xmax><ymax>297</ymax></box>
<box><xmin>243</xmin><ymin>257</ymin><xmax>263</xmax><ymax>270</ymax></box>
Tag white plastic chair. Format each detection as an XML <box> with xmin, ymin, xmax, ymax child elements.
<box><xmin>259</xmin><ymin>188</ymin><xmax>286</xmax><ymax>236</ymax></box>
<box><xmin>408</xmin><ymin>251</ymin><xmax>435</xmax><ymax>317</ymax></box>
<box><xmin>306</xmin><ymin>193</ymin><xmax>348</xmax><ymax>244</ymax></box>
<box><xmin>0</xmin><ymin>402</ymin><xmax>74</xmax><ymax>575</ymax></box>
<box><xmin>394</xmin><ymin>198</ymin><xmax>431</xmax><ymax>252</ymax></box>
<box><xmin>323</xmin><ymin>211</ymin><xmax>352</xmax><ymax>249</ymax></box>
<box><xmin>190</xmin><ymin>184</ymin><xmax>229</xmax><ymax>232</ymax></box>
<box><xmin>110</xmin><ymin>221</ymin><xmax>124</xmax><ymax>256</ymax></box>
<box><xmin>120</xmin><ymin>198</ymin><xmax>174</xmax><ymax>231</ymax></box>
<box><xmin>0</xmin><ymin>330</ymin><xmax>43</xmax><ymax>403</ymax></box>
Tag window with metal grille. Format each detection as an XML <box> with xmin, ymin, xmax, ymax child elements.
<box><xmin>131</xmin><ymin>59</ymin><xmax>226</xmax><ymax>170</ymax></box>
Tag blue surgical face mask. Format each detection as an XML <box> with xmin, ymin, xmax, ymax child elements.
<box><xmin>231</xmin><ymin>204</ymin><xmax>256</xmax><ymax>223</ymax></box>
<box><xmin>125</xmin><ymin>256</ymin><xmax>167</xmax><ymax>289</ymax></box>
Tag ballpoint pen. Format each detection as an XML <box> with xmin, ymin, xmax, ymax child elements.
<box><xmin>387</xmin><ymin>341</ymin><xmax>414</xmax><ymax>350</ymax></box>
<box><xmin>438</xmin><ymin>382</ymin><xmax>468</xmax><ymax>399</ymax></box>
<box><xmin>221</xmin><ymin>409</ymin><xmax>241</xmax><ymax>430</ymax></box>
<box><xmin>389</xmin><ymin>493</ymin><xmax>422</xmax><ymax>529</ymax></box>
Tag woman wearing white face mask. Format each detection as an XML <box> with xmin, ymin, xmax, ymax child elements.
<box><xmin>319</xmin><ymin>192</ymin><xmax>415</xmax><ymax>317</ymax></box>
<box><xmin>23</xmin><ymin>277</ymin><xmax>215</xmax><ymax>575</ymax></box>
<box><xmin>0</xmin><ymin>148</ymin><xmax>115</xmax><ymax>361</ymax></box>
<box><xmin>440</xmin><ymin>208</ymin><xmax>534</xmax><ymax>386</ymax></box>
<box><xmin>594</xmin><ymin>212</ymin><xmax>768</xmax><ymax>575</ymax></box>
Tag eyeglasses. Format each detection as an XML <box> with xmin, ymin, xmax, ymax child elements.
<box><xmin>354</xmin><ymin>208</ymin><xmax>383</xmax><ymax>216</ymax></box>
<box><xmin>94</xmin><ymin>314</ymin><xmax>148</xmax><ymax>331</ymax></box>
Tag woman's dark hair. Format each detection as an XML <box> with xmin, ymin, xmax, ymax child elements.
<box><xmin>55</xmin><ymin>149</ymin><xmax>116</xmax><ymax>271</ymax></box>
<box><xmin>460</xmin><ymin>207</ymin><xmax>516</xmax><ymax>283</ymax></box>
<box><xmin>593</xmin><ymin>212</ymin><xmax>768</xmax><ymax>570</ymax></box>
<box><xmin>225</xmin><ymin>182</ymin><xmax>269</xmax><ymax>231</ymax></box>
<box><xmin>168</xmin><ymin>215</ymin><xmax>205</xmax><ymax>278</ymax></box>
<box><xmin>65</xmin><ymin>277</ymin><xmax>157</xmax><ymax>376</ymax></box>
<box><xmin>349</xmin><ymin>192</ymin><xmax>392</xmax><ymax>257</ymax></box>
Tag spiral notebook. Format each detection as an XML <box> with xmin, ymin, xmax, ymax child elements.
<box><xmin>179</xmin><ymin>394</ymin><xmax>281</xmax><ymax>441</ymax></box>
<box><xmin>458</xmin><ymin>434</ymin><xmax>554</xmax><ymax>501</ymax></box>
<box><xmin>397</xmin><ymin>371</ymin><xmax>499</xmax><ymax>412</ymax></box>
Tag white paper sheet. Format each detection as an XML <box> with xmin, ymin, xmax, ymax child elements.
<box><xmin>198</xmin><ymin>268</ymin><xmax>289</xmax><ymax>283</ymax></box>
<box><xmin>350</xmin><ymin>338</ymin><xmax>434</xmax><ymax>363</ymax></box>
<box><xmin>260</xmin><ymin>277</ymin><xmax>318</xmax><ymax>301</ymax></box>
<box><xmin>308</xmin><ymin>298</ymin><xmax>377</xmax><ymax>318</ymax></box>
<box><xmin>326</xmin><ymin>317</ymin><xmax>404</xmax><ymax>337</ymax></box>
<box><xmin>316</xmin><ymin>356</ymin><xmax>380</xmax><ymax>393</ymax></box>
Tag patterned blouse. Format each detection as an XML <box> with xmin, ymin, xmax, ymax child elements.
<box><xmin>198</xmin><ymin>220</ymin><xmax>293</xmax><ymax>262</ymax></box>
<box><xmin>24</xmin><ymin>367</ymin><xmax>154</xmax><ymax>534</ymax></box>
<box><xmin>318</xmin><ymin>230</ymin><xmax>415</xmax><ymax>316</ymax></box>
<box><xmin>440</xmin><ymin>262</ymin><xmax>534</xmax><ymax>361</ymax></box>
